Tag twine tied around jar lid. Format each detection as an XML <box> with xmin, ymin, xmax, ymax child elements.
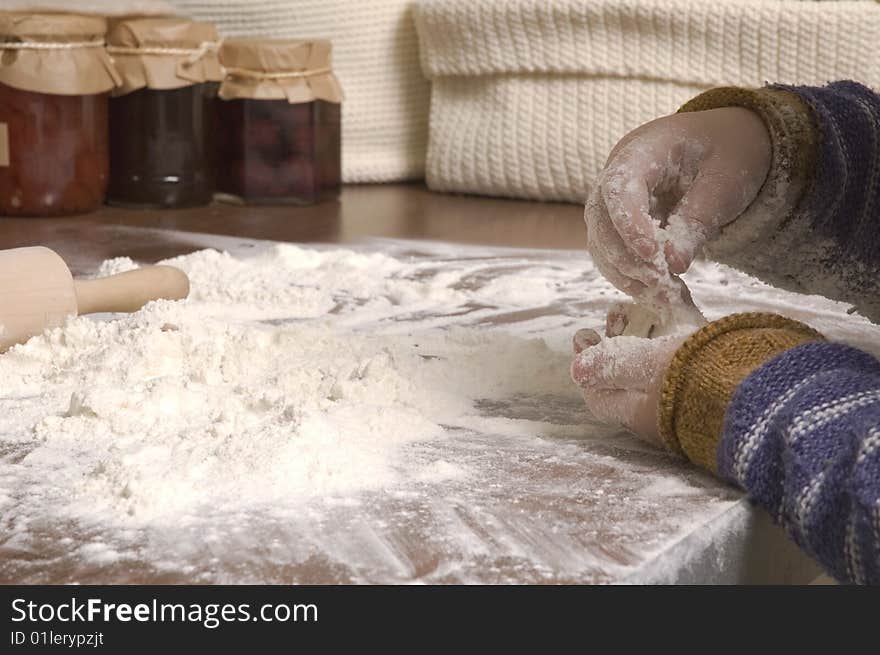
<box><xmin>1</xmin><ymin>38</ymin><xmax>105</xmax><ymax>50</ymax></box>
<box><xmin>218</xmin><ymin>38</ymin><xmax>343</xmax><ymax>104</ymax></box>
<box><xmin>221</xmin><ymin>65</ymin><xmax>333</xmax><ymax>80</ymax></box>
<box><xmin>106</xmin><ymin>17</ymin><xmax>223</xmax><ymax>95</ymax></box>
<box><xmin>0</xmin><ymin>12</ymin><xmax>121</xmax><ymax>95</ymax></box>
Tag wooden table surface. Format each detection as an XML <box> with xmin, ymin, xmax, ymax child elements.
<box><xmin>0</xmin><ymin>183</ymin><xmax>820</xmax><ymax>584</ymax></box>
<box><xmin>0</xmin><ymin>184</ymin><xmax>586</xmax><ymax>274</ymax></box>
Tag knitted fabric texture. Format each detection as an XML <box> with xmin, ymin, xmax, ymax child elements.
<box><xmin>4</xmin><ymin>1</ymin><xmax>172</xmax><ymax>13</ymax></box>
<box><xmin>170</xmin><ymin>0</ymin><xmax>430</xmax><ymax>182</ymax></box>
<box><xmin>682</xmin><ymin>81</ymin><xmax>880</xmax><ymax>323</ymax></box>
<box><xmin>659</xmin><ymin>313</ymin><xmax>824</xmax><ymax>473</ymax></box>
<box><xmin>719</xmin><ymin>341</ymin><xmax>880</xmax><ymax>584</ymax></box>
<box><xmin>415</xmin><ymin>0</ymin><xmax>880</xmax><ymax>203</ymax></box>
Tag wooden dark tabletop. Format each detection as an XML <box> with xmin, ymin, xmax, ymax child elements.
<box><xmin>0</xmin><ymin>183</ymin><xmax>821</xmax><ymax>584</ymax></box>
<box><xmin>0</xmin><ymin>183</ymin><xmax>587</xmax><ymax>274</ymax></box>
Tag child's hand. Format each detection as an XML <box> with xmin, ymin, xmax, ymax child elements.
<box><xmin>570</xmin><ymin>315</ymin><xmax>691</xmax><ymax>445</ymax></box>
<box><xmin>585</xmin><ymin>107</ymin><xmax>771</xmax><ymax>314</ymax></box>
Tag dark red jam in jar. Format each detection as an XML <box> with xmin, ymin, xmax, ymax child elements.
<box><xmin>0</xmin><ymin>84</ymin><xmax>108</xmax><ymax>216</ymax></box>
<box><xmin>216</xmin><ymin>38</ymin><xmax>343</xmax><ymax>205</ymax></box>
<box><xmin>0</xmin><ymin>13</ymin><xmax>117</xmax><ymax>217</ymax></box>
<box><xmin>105</xmin><ymin>18</ymin><xmax>223</xmax><ymax>208</ymax></box>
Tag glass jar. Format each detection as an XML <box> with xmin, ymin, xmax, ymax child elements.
<box><xmin>108</xmin><ymin>83</ymin><xmax>217</xmax><ymax>208</ymax></box>
<box><xmin>215</xmin><ymin>38</ymin><xmax>343</xmax><ymax>205</ymax></box>
<box><xmin>0</xmin><ymin>12</ymin><xmax>118</xmax><ymax>217</ymax></box>
<box><xmin>0</xmin><ymin>83</ymin><xmax>108</xmax><ymax>216</ymax></box>
<box><xmin>105</xmin><ymin>17</ymin><xmax>223</xmax><ymax>208</ymax></box>
<box><xmin>215</xmin><ymin>98</ymin><xmax>340</xmax><ymax>204</ymax></box>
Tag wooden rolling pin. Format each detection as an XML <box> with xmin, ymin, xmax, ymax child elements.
<box><xmin>0</xmin><ymin>246</ymin><xmax>190</xmax><ymax>352</ymax></box>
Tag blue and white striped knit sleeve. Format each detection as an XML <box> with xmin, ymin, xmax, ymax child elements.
<box><xmin>718</xmin><ymin>342</ymin><xmax>880</xmax><ymax>585</ymax></box>
<box><xmin>773</xmin><ymin>81</ymin><xmax>880</xmax><ymax>322</ymax></box>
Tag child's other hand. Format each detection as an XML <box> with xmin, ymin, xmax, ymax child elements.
<box><xmin>570</xmin><ymin>320</ymin><xmax>689</xmax><ymax>445</ymax></box>
<box><xmin>585</xmin><ymin>107</ymin><xmax>771</xmax><ymax>313</ymax></box>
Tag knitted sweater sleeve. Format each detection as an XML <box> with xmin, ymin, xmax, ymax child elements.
<box><xmin>659</xmin><ymin>313</ymin><xmax>880</xmax><ymax>584</ymax></box>
<box><xmin>678</xmin><ymin>82</ymin><xmax>880</xmax><ymax>323</ymax></box>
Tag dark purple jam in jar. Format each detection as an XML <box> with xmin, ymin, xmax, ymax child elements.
<box><xmin>216</xmin><ymin>38</ymin><xmax>343</xmax><ymax>205</ymax></box>
<box><xmin>215</xmin><ymin>98</ymin><xmax>340</xmax><ymax>204</ymax></box>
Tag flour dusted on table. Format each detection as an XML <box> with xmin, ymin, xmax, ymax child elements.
<box><xmin>1</xmin><ymin>243</ymin><xmax>576</xmax><ymax>525</ymax></box>
<box><xmin>19</xmin><ymin>314</ymin><xmax>561</xmax><ymax>522</ymax></box>
<box><xmin>3</xmin><ymin>239</ymin><xmax>879</xmax><ymax>583</ymax></box>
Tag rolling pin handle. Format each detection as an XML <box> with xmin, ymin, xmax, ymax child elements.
<box><xmin>74</xmin><ymin>266</ymin><xmax>190</xmax><ymax>315</ymax></box>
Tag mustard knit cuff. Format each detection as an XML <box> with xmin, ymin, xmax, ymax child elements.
<box><xmin>658</xmin><ymin>313</ymin><xmax>824</xmax><ymax>474</ymax></box>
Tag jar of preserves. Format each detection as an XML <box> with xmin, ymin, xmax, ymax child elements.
<box><xmin>106</xmin><ymin>18</ymin><xmax>223</xmax><ymax>208</ymax></box>
<box><xmin>215</xmin><ymin>39</ymin><xmax>343</xmax><ymax>205</ymax></box>
<box><xmin>0</xmin><ymin>13</ymin><xmax>119</xmax><ymax>217</ymax></box>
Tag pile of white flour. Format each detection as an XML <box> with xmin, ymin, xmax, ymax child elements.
<box><xmin>0</xmin><ymin>244</ymin><xmax>579</xmax><ymax>525</ymax></box>
<box><xmin>2</xmin><ymin>239</ymin><xmax>878</xmax><ymax>583</ymax></box>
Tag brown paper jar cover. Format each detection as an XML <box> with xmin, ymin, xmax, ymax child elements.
<box><xmin>0</xmin><ymin>12</ymin><xmax>120</xmax><ymax>95</ymax></box>
<box><xmin>107</xmin><ymin>17</ymin><xmax>223</xmax><ymax>95</ymax></box>
<box><xmin>218</xmin><ymin>38</ymin><xmax>343</xmax><ymax>105</ymax></box>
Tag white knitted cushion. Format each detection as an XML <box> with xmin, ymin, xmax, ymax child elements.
<box><xmin>416</xmin><ymin>0</ymin><xmax>880</xmax><ymax>203</ymax></box>
<box><xmin>4</xmin><ymin>1</ymin><xmax>173</xmax><ymax>14</ymax></box>
<box><xmin>171</xmin><ymin>0</ymin><xmax>430</xmax><ymax>183</ymax></box>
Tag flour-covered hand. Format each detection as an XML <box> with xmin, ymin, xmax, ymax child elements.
<box><xmin>585</xmin><ymin>107</ymin><xmax>771</xmax><ymax>317</ymax></box>
<box><xmin>571</xmin><ymin>327</ymin><xmax>687</xmax><ymax>445</ymax></box>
